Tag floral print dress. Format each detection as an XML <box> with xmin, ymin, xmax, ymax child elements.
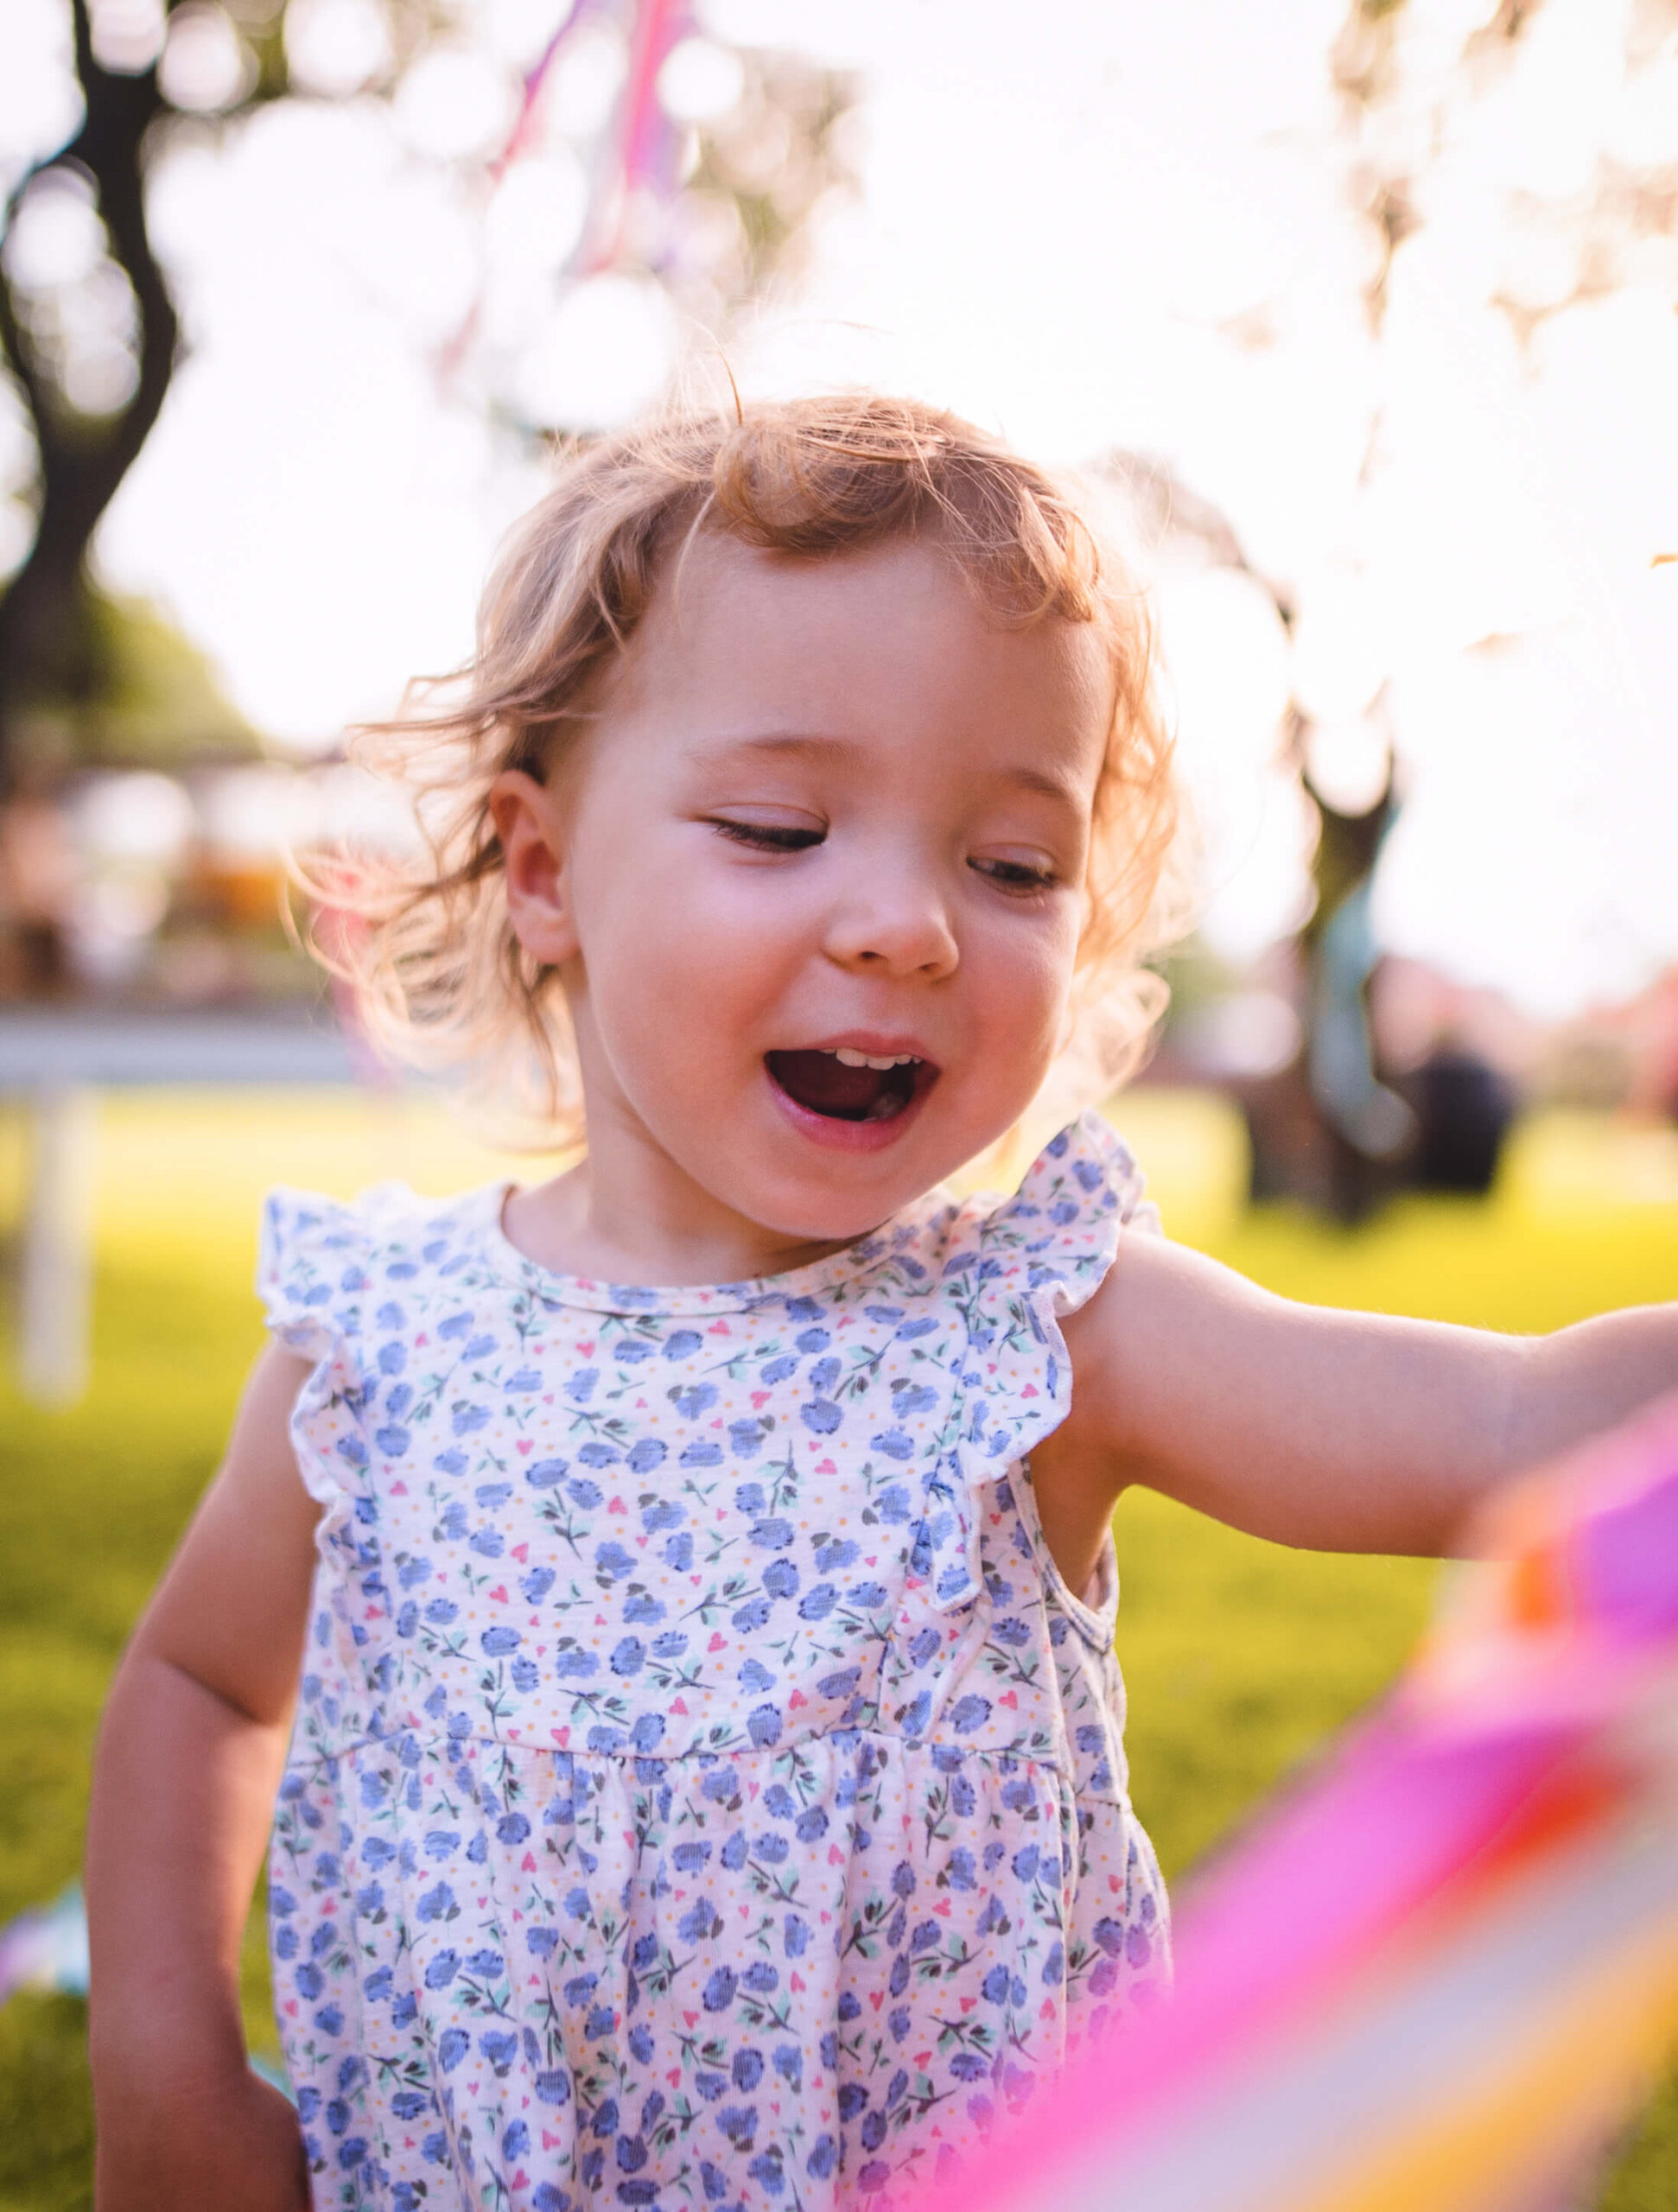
<box><xmin>259</xmin><ymin>1109</ymin><xmax>1170</xmax><ymax>2212</ymax></box>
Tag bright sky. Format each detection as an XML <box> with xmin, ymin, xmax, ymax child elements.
<box><xmin>4</xmin><ymin>0</ymin><xmax>1678</xmax><ymax>1015</ymax></box>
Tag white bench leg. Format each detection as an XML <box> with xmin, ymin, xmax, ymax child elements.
<box><xmin>18</xmin><ymin>1084</ymin><xmax>96</xmax><ymax>1407</ymax></box>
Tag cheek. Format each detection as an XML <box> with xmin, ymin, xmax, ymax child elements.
<box><xmin>579</xmin><ymin>849</ymin><xmax>805</xmax><ymax>1035</ymax></box>
<box><xmin>654</xmin><ymin>866</ymin><xmax>810</xmax><ymax>992</ymax></box>
<box><xmin>973</xmin><ymin>907</ymin><xmax>1080</xmax><ymax>1033</ymax></box>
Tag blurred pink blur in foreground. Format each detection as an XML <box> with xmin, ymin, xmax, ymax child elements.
<box><xmin>909</xmin><ymin>1390</ymin><xmax>1678</xmax><ymax>2212</ymax></box>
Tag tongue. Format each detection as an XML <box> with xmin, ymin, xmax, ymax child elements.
<box><xmin>767</xmin><ymin>1051</ymin><xmax>893</xmax><ymax>1120</ymax></box>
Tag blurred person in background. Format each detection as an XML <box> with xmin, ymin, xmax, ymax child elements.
<box><xmin>0</xmin><ymin>772</ymin><xmax>75</xmax><ymax>998</ymax></box>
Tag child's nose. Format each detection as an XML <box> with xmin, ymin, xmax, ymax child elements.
<box><xmin>822</xmin><ymin>867</ymin><xmax>959</xmax><ymax>979</ymax></box>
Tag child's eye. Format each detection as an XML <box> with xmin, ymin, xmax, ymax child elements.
<box><xmin>708</xmin><ymin>818</ymin><xmax>825</xmax><ymax>853</ymax></box>
<box><xmin>969</xmin><ymin>855</ymin><xmax>1058</xmax><ymax>894</ymax></box>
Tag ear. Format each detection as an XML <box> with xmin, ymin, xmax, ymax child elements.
<box><xmin>491</xmin><ymin>769</ymin><xmax>578</xmax><ymax>967</ymax></box>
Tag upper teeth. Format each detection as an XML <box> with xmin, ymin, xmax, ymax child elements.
<box><xmin>829</xmin><ymin>1047</ymin><xmax>919</xmax><ymax>1070</ymax></box>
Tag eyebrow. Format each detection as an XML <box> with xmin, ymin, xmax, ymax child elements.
<box><xmin>690</xmin><ymin>730</ymin><xmax>1086</xmax><ymax>807</ymax></box>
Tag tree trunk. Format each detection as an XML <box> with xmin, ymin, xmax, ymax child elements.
<box><xmin>0</xmin><ymin>0</ymin><xmax>179</xmax><ymax>794</ymax></box>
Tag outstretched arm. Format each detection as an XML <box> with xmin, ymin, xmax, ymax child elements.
<box><xmin>86</xmin><ymin>1344</ymin><xmax>321</xmax><ymax>2212</ymax></box>
<box><xmin>1032</xmin><ymin>1233</ymin><xmax>1677</xmax><ymax>1592</ymax></box>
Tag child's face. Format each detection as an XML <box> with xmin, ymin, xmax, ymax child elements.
<box><xmin>500</xmin><ymin>532</ymin><xmax>1113</xmax><ymax>1262</ymax></box>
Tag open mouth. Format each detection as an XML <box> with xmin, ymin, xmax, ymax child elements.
<box><xmin>765</xmin><ymin>1046</ymin><xmax>935</xmax><ymax>1124</ymax></box>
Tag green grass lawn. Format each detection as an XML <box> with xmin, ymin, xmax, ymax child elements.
<box><xmin>0</xmin><ymin>1089</ymin><xmax>1674</xmax><ymax>2209</ymax></box>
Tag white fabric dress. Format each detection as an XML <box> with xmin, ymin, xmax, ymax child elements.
<box><xmin>259</xmin><ymin>1109</ymin><xmax>1170</xmax><ymax>2212</ymax></box>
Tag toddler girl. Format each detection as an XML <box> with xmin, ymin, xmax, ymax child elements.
<box><xmin>86</xmin><ymin>397</ymin><xmax>1676</xmax><ymax>2212</ymax></box>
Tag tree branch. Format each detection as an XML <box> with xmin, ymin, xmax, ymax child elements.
<box><xmin>0</xmin><ymin>159</ymin><xmax>63</xmax><ymax>437</ymax></box>
<box><xmin>0</xmin><ymin>0</ymin><xmax>181</xmax><ymax>785</ymax></box>
<box><xmin>48</xmin><ymin>0</ymin><xmax>180</xmax><ymax>530</ymax></box>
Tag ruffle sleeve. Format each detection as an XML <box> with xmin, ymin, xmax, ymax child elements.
<box><xmin>966</xmin><ymin>1108</ymin><xmax>1157</xmax><ymax>1470</ymax></box>
<box><xmin>913</xmin><ymin>1110</ymin><xmax>1159</xmax><ymax>1611</ymax></box>
<box><xmin>257</xmin><ymin>1186</ymin><xmax>378</xmax><ymax>1362</ymax></box>
<box><xmin>256</xmin><ymin>1185</ymin><xmax>386</xmax><ymax>1516</ymax></box>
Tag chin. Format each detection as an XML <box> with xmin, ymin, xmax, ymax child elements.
<box><xmin>724</xmin><ymin>1179</ymin><xmax>899</xmax><ymax>1249</ymax></box>
<box><xmin>742</xmin><ymin>1135</ymin><xmax>982</xmax><ymax>1249</ymax></box>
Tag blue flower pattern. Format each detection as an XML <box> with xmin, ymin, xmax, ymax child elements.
<box><xmin>259</xmin><ymin>1112</ymin><xmax>1169</xmax><ymax>2210</ymax></box>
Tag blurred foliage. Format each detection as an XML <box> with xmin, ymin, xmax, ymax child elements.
<box><xmin>0</xmin><ymin>1093</ymin><xmax>1673</xmax><ymax>2203</ymax></box>
<box><xmin>1335</xmin><ymin>0</ymin><xmax>1678</xmax><ymax>315</ymax></box>
<box><xmin>685</xmin><ymin>48</ymin><xmax>855</xmax><ymax>317</ymax></box>
<box><xmin>0</xmin><ymin>0</ymin><xmax>855</xmax><ymax>784</ymax></box>
<box><xmin>11</xmin><ymin>588</ymin><xmax>258</xmax><ymax>774</ymax></box>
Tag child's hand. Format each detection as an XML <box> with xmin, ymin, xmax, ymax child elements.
<box><xmin>94</xmin><ymin>2062</ymin><xmax>309</xmax><ymax>2210</ymax></box>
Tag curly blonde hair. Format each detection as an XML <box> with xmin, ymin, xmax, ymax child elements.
<box><xmin>311</xmin><ymin>394</ymin><xmax>1187</xmax><ymax>1147</ymax></box>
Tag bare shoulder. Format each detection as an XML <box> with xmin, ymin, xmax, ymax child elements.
<box><xmin>1050</xmin><ymin>1227</ymin><xmax>1549</xmax><ymax>1555</ymax></box>
<box><xmin>223</xmin><ymin>1342</ymin><xmax>323</xmax><ymax>1493</ymax></box>
<box><xmin>1055</xmin><ymin>1228</ymin><xmax>1266</xmax><ymax>1462</ymax></box>
<box><xmin>1025</xmin><ymin>1228</ymin><xmax>1235</xmax><ymax>1589</ymax></box>
<box><xmin>130</xmin><ymin>1343</ymin><xmax>323</xmax><ymax>1725</ymax></box>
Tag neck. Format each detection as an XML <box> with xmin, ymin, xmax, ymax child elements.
<box><xmin>503</xmin><ymin>1124</ymin><xmax>864</xmax><ymax>1288</ymax></box>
